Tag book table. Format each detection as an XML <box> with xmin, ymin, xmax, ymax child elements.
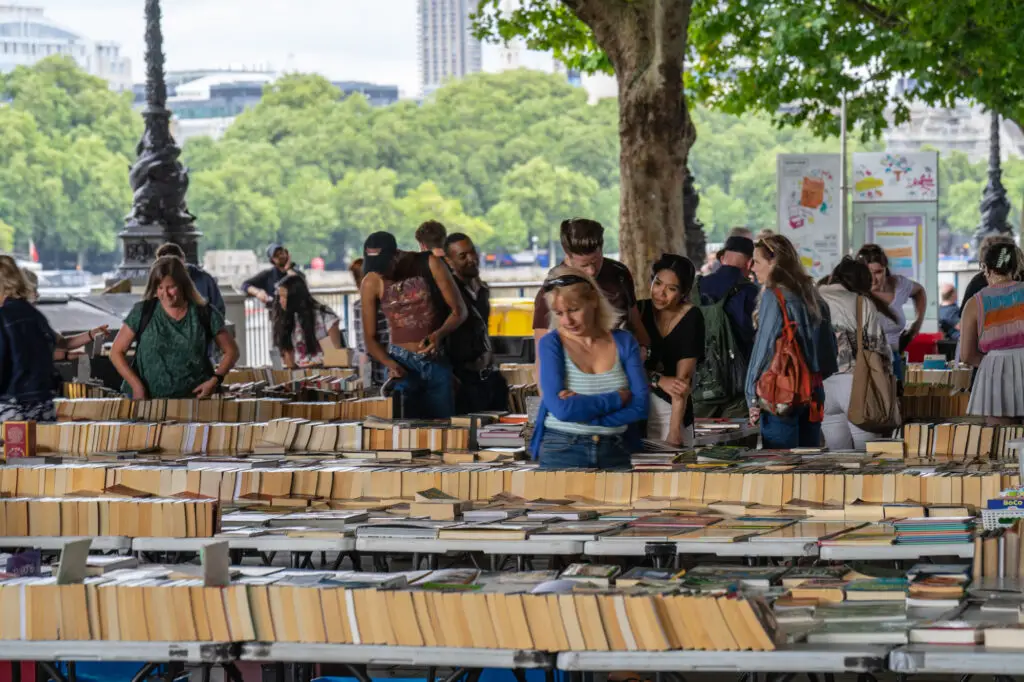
<box><xmin>241</xmin><ymin>643</ymin><xmax>554</xmax><ymax>682</ymax></box>
<box><xmin>889</xmin><ymin>644</ymin><xmax>1024</xmax><ymax>680</ymax></box>
<box><xmin>355</xmin><ymin>537</ymin><xmax>584</xmax><ymax>570</ymax></box>
<box><xmin>0</xmin><ymin>641</ymin><xmax>238</xmax><ymax>682</ymax></box>
<box><xmin>0</xmin><ymin>536</ymin><xmax>131</xmax><ymax>552</ymax></box>
<box><xmin>584</xmin><ymin>538</ymin><xmax>816</xmax><ymax>561</ymax></box>
<box><xmin>818</xmin><ymin>543</ymin><xmax>974</xmax><ymax>561</ymax></box>
<box><xmin>557</xmin><ymin>644</ymin><xmax>890</xmax><ymax>679</ymax></box>
<box><xmin>132</xmin><ymin>536</ymin><xmax>360</xmax><ymax>570</ymax></box>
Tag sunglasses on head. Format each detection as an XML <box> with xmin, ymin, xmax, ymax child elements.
<box><xmin>542</xmin><ymin>274</ymin><xmax>592</xmax><ymax>292</ymax></box>
<box><xmin>755</xmin><ymin>239</ymin><xmax>775</xmax><ymax>257</ymax></box>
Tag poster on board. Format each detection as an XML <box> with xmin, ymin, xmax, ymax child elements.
<box><xmin>853</xmin><ymin>152</ymin><xmax>938</xmax><ymax>202</ymax></box>
<box><xmin>776</xmin><ymin>154</ymin><xmax>842</xmax><ymax>278</ymax></box>
<box><xmin>865</xmin><ymin>214</ymin><xmax>925</xmax><ymax>281</ymax></box>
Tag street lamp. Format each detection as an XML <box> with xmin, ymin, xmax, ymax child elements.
<box><xmin>972</xmin><ymin>110</ymin><xmax>1013</xmax><ymax>250</ymax></box>
<box><xmin>117</xmin><ymin>0</ymin><xmax>200</xmax><ymax>280</ymax></box>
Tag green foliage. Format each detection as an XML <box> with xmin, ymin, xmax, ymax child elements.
<box><xmin>0</xmin><ymin>57</ymin><xmax>139</xmax><ymax>265</ymax></box>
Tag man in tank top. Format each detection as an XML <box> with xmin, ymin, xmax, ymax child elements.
<box><xmin>360</xmin><ymin>231</ymin><xmax>467</xmax><ymax>419</ymax></box>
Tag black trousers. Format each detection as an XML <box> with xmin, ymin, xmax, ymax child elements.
<box><xmin>454</xmin><ymin>366</ymin><xmax>509</xmax><ymax>414</ymax></box>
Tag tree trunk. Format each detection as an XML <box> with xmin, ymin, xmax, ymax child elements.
<box><xmin>566</xmin><ymin>0</ymin><xmax>696</xmax><ymax>289</ymax></box>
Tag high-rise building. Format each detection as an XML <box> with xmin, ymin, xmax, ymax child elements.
<box><xmin>417</xmin><ymin>0</ymin><xmax>482</xmax><ymax>96</ymax></box>
<box><xmin>0</xmin><ymin>5</ymin><xmax>131</xmax><ymax>91</ymax></box>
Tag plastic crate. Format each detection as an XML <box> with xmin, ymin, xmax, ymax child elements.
<box><xmin>981</xmin><ymin>507</ymin><xmax>1024</xmax><ymax>529</ymax></box>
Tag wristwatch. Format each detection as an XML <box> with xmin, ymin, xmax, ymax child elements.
<box><xmin>213</xmin><ymin>373</ymin><xmax>225</xmax><ymax>386</ymax></box>
<box><xmin>649</xmin><ymin>371</ymin><xmax>662</xmax><ymax>389</ymax></box>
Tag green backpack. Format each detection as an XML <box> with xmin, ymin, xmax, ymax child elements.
<box><xmin>692</xmin><ymin>277</ymin><xmax>749</xmax><ymax>406</ymax></box>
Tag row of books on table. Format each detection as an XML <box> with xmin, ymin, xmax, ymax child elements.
<box><xmin>0</xmin><ymin>563</ymin><xmax>780</xmax><ymax>650</ymax></box>
<box><xmin>1</xmin><ymin>456</ymin><xmax>1014</xmax><ymax>510</ymax></box>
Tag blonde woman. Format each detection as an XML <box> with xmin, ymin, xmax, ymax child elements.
<box><xmin>0</xmin><ymin>256</ymin><xmax>58</xmax><ymax>421</ymax></box>
<box><xmin>110</xmin><ymin>256</ymin><xmax>238</xmax><ymax>400</ymax></box>
<box><xmin>530</xmin><ymin>266</ymin><xmax>649</xmax><ymax>469</ymax></box>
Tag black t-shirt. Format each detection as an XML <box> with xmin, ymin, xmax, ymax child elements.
<box><xmin>638</xmin><ymin>300</ymin><xmax>705</xmax><ymax>427</ymax></box>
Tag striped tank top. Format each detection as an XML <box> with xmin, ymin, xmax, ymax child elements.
<box><xmin>975</xmin><ymin>281</ymin><xmax>1024</xmax><ymax>353</ymax></box>
<box><xmin>544</xmin><ymin>352</ymin><xmax>628</xmax><ymax>436</ymax></box>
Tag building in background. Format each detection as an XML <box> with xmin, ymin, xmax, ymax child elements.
<box><xmin>417</xmin><ymin>0</ymin><xmax>482</xmax><ymax>96</ymax></box>
<box><xmin>884</xmin><ymin>78</ymin><xmax>1024</xmax><ymax>161</ymax></box>
<box><xmin>132</xmin><ymin>70</ymin><xmax>400</xmax><ymax>143</ymax></box>
<box><xmin>0</xmin><ymin>5</ymin><xmax>131</xmax><ymax>91</ymax></box>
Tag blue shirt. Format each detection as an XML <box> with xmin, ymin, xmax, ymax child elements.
<box><xmin>744</xmin><ymin>287</ymin><xmax>838</xmax><ymax>408</ymax></box>
<box><xmin>0</xmin><ymin>298</ymin><xmax>56</xmax><ymax>403</ymax></box>
<box><xmin>530</xmin><ymin>329</ymin><xmax>649</xmax><ymax>459</ymax></box>
<box><xmin>697</xmin><ymin>265</ymin><xmax>759</xmax><ymax>355</ymax></box>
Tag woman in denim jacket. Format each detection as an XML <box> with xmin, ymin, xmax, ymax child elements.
<box><xmin>746</xmin><ymin>235</ymin><xmax>838</xmax><ymax>448</ymax></box>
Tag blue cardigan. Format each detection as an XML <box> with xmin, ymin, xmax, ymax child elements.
<box><xmin>530</xmin><ymin>329</ymin><xmax>650</xmax><ymax>459</ymax></box>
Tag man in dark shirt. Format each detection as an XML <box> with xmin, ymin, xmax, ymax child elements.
<box><xmin>155</xmin><ymin>243</ymin><xmax>224</xmax><ymax>316</ymax></box>
<box><xmin>531</xmin><ymin>218</ymin><xmax>650</xmax><ymax>352</ymax></box>
<box><xmin>415</xmin><ymin>220</ymin><xmax>448</xmax><ymax>260</ymax></box>
<box><xmin>445</xmin><ymin>232</ymin><xmax>508</xmax><ymax>412</ymax></box>
<box><xmin>693</xmin><ymin>235</ymin><xmax>759</xmax><ymax>418</ymax></box>
<box><xmin>241</xmin><ymin>243</ymin><xmax>302</xmax><ymax>307</ymax></box>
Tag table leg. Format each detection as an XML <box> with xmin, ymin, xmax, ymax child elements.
<box><xmin>222</xmin><ymin>663</ymin><xmax>246</xmax><ymax>682</ymax></box>
<box><xmin>439</xmin><ymin>668</ymin><xmax>467</xmax><ymax>682</ymax></box>
<box><xmin>129</xmin><ymin>662</ymin><xmax>159</xmax><ymax>682</ymax></box>
<box><xmin>427</xmin><ymin>666</ymin><xmax>437</xmax><ymax>682</ymax></box>
<box><xmin>261</xmin><ymin>662</ymin><xmax>285</xmax><ymax>682</ymax></box>
<box><xmin>37</xmin><ymin>662</ymin><xmax>68</xmax><ymax>682</ymax></box>
<box><xmin>342</xmin><ymin>664</ymin><xmax>369</xmax><ymax>682</ymax></box>
<box><xmin>260</xmin><ymin>552</ymin><xmax>276</xmax><ymax>566</ymax></box>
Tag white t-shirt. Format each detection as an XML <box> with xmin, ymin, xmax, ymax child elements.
<box><xmin>290</xmin><ymin>308</ymin><xmax>339</xmax><ymax>366</ymax></box>
<box><xmin>879</xmin><ymin>275</ymin><xmax>915</xmax><ymax>349</ymax></box>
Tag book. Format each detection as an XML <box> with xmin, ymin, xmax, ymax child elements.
<box><xmin>559</xmin><ymin>564</ymin><xmax>621</xmax><ymax>587</ymax></box>
<box><xmin>844</xmin><ymin>578</ymin><xmax>909</xmax><ymax>601</ymax></box>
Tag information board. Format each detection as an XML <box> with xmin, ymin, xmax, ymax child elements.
<box><xmin>776</xmin><ymin>154</ymin><xmax>842</xmax><ymax>278</ymax></box>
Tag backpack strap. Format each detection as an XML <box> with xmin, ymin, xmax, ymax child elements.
<box><xmin>135</xmin><ymin>299</ymin><xmax>159</xmax><ymax>343</ymax></box>
<box><xmin>197</xmin><ymin>303</ymin><xmax>214</xmax><ymax>345</ymax></box>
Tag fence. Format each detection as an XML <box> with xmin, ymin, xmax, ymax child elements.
<box><xmin>230</xmin><ymin>282</ymin><xmax>542</xmax><ymax>367</ymax></box>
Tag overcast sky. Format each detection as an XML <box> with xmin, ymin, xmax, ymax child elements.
<box><xmin>40</xmin><ymin>0</ymin><xmax>437</xmax><ymax>96</ymax></box>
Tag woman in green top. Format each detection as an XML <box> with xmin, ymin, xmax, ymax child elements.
<box><xmin>110</xmin><ymin>256</ymin><xmax>239</xmax><ymax>399</ymax></box>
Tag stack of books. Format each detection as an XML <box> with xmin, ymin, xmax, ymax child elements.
<box><xmin>893</xmin><ymin>517</ymin><xmax>973</xmax><ymax>545</ymax></box>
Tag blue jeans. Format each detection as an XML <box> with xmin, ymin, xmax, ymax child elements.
<box><xmin>389</xmin><ymin>346</ymin><xmax>454</xmax><ymax>419</ymax></box>
<box><xmin>760</xmin><ymin>404</ymin><xmax>822</xmax><ymax>449</ymax></box>
<box><xmin>892</xmin><ymin>349</ymin><xmax>904</xmax><ymax>383</ymax></box>
<box><xmin>539</xmin><ymin>429</ymin><xmax>631</xmax><ymax>470</ymax></box>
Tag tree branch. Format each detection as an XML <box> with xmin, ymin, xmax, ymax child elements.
<box><xmin>841</xmin><ymin>0</ymin><xmax>908</xmax><ymax>31</ymax></box>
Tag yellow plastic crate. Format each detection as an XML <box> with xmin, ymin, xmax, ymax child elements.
<box><xmin>488</xmin><ymin>298</ymin><xmax>535</xmax><ymax>337</ymax></box>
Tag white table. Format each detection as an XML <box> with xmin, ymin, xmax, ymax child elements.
<box><xmin>355</xmin><ymin>537</ymin><xmax>583</xmax><ymax>556</ymax></box>
<box><xmin>557</xmin><ymin>645</ymin><xmax>891</xmax><ymax>673</ymax></box>
<box><xmin>819</xmin><ymin>543</ymin><xmax>973</xmax><ymax>561</ymax></box>
<box><xmin>0</xmin><ymin>536</ymin><xmax>131</xmax><ymax>552</ymax></box>
<box><xmin>583</xmin><ymin>539</ymin><xmax>817</xmax><ymax>558</ymax></box>
<box><xmin>0</xmin><ymin>641</ymin><xmax>234</xmax><ymax>664</ymax></box>
<box><xmin>132</xmin><ymin>536</ymin><xmax>356</xmax><ymax>554</ymax></box>
<box><xmin>241</xmin><ymin>642</ymin><xmax>553</xmax><ymax>669</ymax></box>
<box><xmin>889</xmin><ymin>644</ymin><xmax>1024</xmax><ymax>675</ymax></box>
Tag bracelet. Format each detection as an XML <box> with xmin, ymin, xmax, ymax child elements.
<box><xmin>213</xmin><ymin>373</ymin><xmax>225</xmax><ymax>385</ymax></box>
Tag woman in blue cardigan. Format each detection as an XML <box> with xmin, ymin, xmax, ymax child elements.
<box><xmin>530</xmin><ymin>266</ymin><xmax>649</xmax><ymax>469</ymax></box>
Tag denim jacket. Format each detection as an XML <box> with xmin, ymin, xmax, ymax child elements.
<box><xmin>0</xmin><ymin>298</ymin><xmax>56</xmax><ymax>403</ymax></box>
<box><xmin>744</xmin><ymin>287</ymin><xmax>838</xmax><ymax>408</ymax></box>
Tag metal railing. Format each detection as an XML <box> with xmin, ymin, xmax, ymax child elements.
<box><xmin>234</xmin><ymin>281</ymin><xmax>542</xmax><ymax>367</ymax></box>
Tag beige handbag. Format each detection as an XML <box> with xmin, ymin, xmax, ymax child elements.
<box><xmin>848</xmin><ymin>296</ymin><xmax>900</xmax><ymax>432</ymax></box>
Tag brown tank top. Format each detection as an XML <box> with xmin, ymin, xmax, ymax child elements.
<box><xmin>380</xmin><ymin>252</ymin><xmax>444</xmax><ymax>345</ymax></box>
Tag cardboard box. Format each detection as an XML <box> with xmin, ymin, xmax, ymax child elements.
<box><xmin>3</xmin><ymin>421</ymin><xmax>36</xmax><ymax>459</ymax></box>
<box><xmin>322</xmin><ymin>347</ymin><xmax>353</xmax><ymax>368</ymax></box>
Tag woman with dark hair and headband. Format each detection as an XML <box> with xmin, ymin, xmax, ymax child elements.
<box><xmin>856</xmin><ymin>243</ymin><xmax>927</xmax><ymax>383</ymax></box>
<box><xmin>638</xmin><ymin>254</ymin><xmax>705</xmax><ymax>445</ymax></box>
<box><xmin>961</xmin><ymin>243</ymin><xmax>1024</xmax><ymax>423</ymax></box>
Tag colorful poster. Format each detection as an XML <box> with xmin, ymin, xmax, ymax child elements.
<box><xmin>776</xmin><ymin>154</ymin><xmax>842</xmax><ymax>278</ymax></box>
<box><xmin>852</xmin><ymin>152</ymin><xmax>938</xmax><ymax>202</ymax></box>
<box><xmin>866</xmin><ymin>214</ymin><xmax>925</xmax><ymax>281</ymax></box>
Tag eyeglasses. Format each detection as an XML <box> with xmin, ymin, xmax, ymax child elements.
<box><xmin>542</xmin><ymin>274</ymin><xmax>592</xmax><ymax>292</ymax></box>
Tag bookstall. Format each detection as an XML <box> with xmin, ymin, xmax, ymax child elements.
<box><xmin>6</xmin><ymin>365</ymin><xmax>1024</xmax><ymax>682</ymax></box>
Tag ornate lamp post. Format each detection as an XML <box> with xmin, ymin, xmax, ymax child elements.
<box><xmin>973</xmin><ymin>110</ymin><xmax>1013</xmax><ymax>250</ymax></box>
<box><xmin>117</xmin><ymin>0</ymin><xmax>200</xmax><ymax>280</ymax></box>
